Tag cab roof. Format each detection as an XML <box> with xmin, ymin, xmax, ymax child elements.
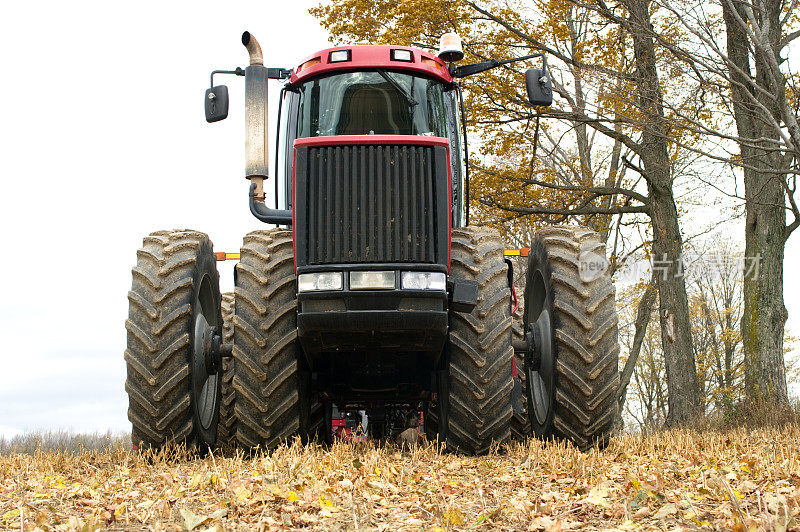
<box><xmin>289</xmin><ymin>45</ymin><xmax>454</xmax><ymax>85</ymax></box>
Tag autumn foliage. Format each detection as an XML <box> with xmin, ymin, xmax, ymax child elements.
<box><xmin>3</xmin><ymin>429</ymin><xmax>800</xmax><ymax>530</ymax></box>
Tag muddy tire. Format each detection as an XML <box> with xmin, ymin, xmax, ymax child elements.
<box><xmin>524</xmin><ymin>226</ymin><xmax>619</xmax><ymax>450</ymax></box>
<box><xmin>440</xmin><ymin>226</ymin><xmax>514</xmax><ymax>454</ymax></box>
<box><xmin>125</xmin><ymin>230</ymin><xmax>222</xmax><ymax>451</ymax></box>
<box><xmin>233</xmin><ymin>229</ymin><xmax>305</xmax><ymax>449</ymax></box>
<box><xmin>217</xmin><ymin>292</ymin><xmax>237</xmax><ymax>448</ymax></box>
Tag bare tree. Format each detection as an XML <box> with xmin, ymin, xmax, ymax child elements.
<box><xmin>646</xmin><ymin>0</ymin><xmax>799</xmax><ymax>406</ymax></box>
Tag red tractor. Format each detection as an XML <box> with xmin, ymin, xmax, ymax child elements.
<box><xmin>124</xmin><ymin>31</ymin><xmax>619</xmax><ymax>454</ymax></box>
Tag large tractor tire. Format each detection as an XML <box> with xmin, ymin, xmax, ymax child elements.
<box><xmin>439</xmin><ymin>226</ymin><xmax>514</xmax><ymax>454</ymax></box>
<box><xmin>523</xmin><ymin>226</ymin><xmax>619</xmax><ymax>450</ymax></box>
<box><xmin>125</xmin><ymin>230</ymin><xmax>223</xmax><ymax>451</ymax></box>
<box><xmin>217</xmin><ymin>292</ymin><xmax>237</xmax><ymax>448</ymax></box>
<box><xmin>232</xmin><ymin>229</ymin><xmax>311</xmax><ymax>449</ymax></box>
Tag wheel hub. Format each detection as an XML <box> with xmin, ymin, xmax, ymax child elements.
<box><xmin>512</xmin><ymin>321</ymin><xmax>546</xmax><ymax>372</ymax></box>
<box><xmin>529</xmin><ymin>307</ymin><xmax>553</xmax><ymax>425</ymax></box>
<box><xmin>194</xmin><ymin>313</ymin><xmax>222</xmax><ymax>377</ymax></box>
<box><xmin>523</xmin><ymin>322</ymin><xmax>542</xmax><ymax>372</ymax></box>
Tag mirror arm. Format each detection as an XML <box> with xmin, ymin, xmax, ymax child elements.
<box><xmin>209</xmin><ymin>67</ymin><xmax>291</xmax><ymax>88</ymax></box>
<box><xmin>268</xmin><ymin>68</ymin><xmax>293</xmax><ymax>80</ymax></box>
<box><xmin>209</xmin><ymin>67</ymin><xmax>245</xmax><ymax>88</ymax></box>
<box><xmin>454</xmin><ymin>53</ymin><xmax>548</xmax><ymax>78</ymax></box>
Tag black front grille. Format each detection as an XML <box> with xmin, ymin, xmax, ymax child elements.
<box><xmin>294</xmin><ymin>143</ymin><xmax>449</xmax><ymax>267</ymax></box>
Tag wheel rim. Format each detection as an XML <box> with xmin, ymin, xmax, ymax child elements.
<box><xmin>526</xmin><ymin>268</ymin><xmax>554</xmax><ymax>426</ymax></box>
<box><xmin>192</xmin><ymin>274</ymin><xmax>220</xmax><ymax>431</ymax></box>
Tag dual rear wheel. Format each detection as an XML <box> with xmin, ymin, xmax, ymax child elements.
<box><xmin>125</xmin><ymin>229</ymin><xmax>319</xmax><ymax>452</ymax></box>
<box><xmin>430</xmin><ymin>225</ymin><xmax>620</xmax><ymax>452</ymax></box>
<box><xmin>125</xmin><ymin>230</ymin><xmax>223</xmax><ymax>451</ymax></box>
<box><xmin>521</xmin><ymin>226</ymin><xmax>619</xmax><ymax>450</ymax></box>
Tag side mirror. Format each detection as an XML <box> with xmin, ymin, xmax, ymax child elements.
<box><xmin>525</xmin><ymin>68</ymin><xmax>553</xmax><ymax>107</ymax></box>
<box><xmin>205</xmin><ymin>85</ymin><xmax>229</xmax><ymax>122</ymax></box>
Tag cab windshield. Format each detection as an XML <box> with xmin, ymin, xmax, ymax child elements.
<box><xmin>296</xmin><ymin>71</ymin><xmax>449</xmax><ymax>138</ymax></box>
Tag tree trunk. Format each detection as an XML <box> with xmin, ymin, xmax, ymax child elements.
<box><xmin>721</xmin><ymin>0</ymin><xmax>789</xmax><ymax>406</ymax></box>
<box><xmin>742</xmin><ymin>174</ymin><xmax>788</xmax><ymax>404</ymax></box>
<box><xmin>624</xmin><ymin>0</ymin><xmax>703</xmax><ymax>424</ymax></box>
<box><xmin>617</xmin><ymin>283</ymin><xmax>657</xmax><ymax>423</ymax></box>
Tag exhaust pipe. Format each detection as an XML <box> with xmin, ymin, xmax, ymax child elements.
<box><xmin>242</xmin><ymin>31</ymin><xmax>263</xmax><ymax>65</ymax></box>
<box><xmin>242</xmin><ymin>31</ymin><xmax>268</xmax><ymax>184</ymax></box>
<box><xmin>241</xmin><ymin>31</ymin><xmax>292</xmax><ymax>225</ymax></box>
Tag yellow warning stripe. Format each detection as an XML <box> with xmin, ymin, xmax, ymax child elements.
<box><xmin>504</xmin><ymin>248</ymin><xmax>530</xmax><ymax>257</ymax></box>
<box><xmin>214</xmin><ymin>252</ymin><xmax>241</xmax><ymax>261</ymax></box>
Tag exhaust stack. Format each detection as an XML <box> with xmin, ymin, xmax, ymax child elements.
<box><xmin>242</xmin><ymin>31</ymin><xmax>263</xmax><ymax>66</ymax></box>
<box><xmin>242</xmin><ymin>31</ymin><xmax>268</xmax><ymax>197</ymax></box>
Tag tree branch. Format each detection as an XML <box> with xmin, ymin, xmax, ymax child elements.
<box><xmin>478</xmin><ymin>197</ymin><xmax>651</xmax><ymax>216</ymax></box>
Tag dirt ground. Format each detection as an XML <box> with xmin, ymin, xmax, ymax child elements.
<box><xmin>2</xmin><ymin>426</ymin><xmax>799</xmax><ymax>530</ymax></box>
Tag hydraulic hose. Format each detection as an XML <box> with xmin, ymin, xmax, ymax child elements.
<box><xmin>249</xmin><ymin>182</ymin><xmax>292</xmax><ymax>225</ymax></box>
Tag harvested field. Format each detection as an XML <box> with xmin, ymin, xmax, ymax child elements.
<box><xmin>2</xmin><ymin>427</ymin><xmax>799</xmax><ymax>530</ymax></box>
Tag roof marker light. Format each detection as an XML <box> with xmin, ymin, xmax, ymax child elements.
<box><xmin>296</xmin><ymin>57</ymin><xmax>321</xmax><ymax>73</ymax></box>
<box><xmin>421</xmin><ymin>57</ymin><xmax>443</xmax><ymax>69</ymax></box>
<box><xmin>329</xmin><ymin>50</ymin><xmax>352</xmax><ymax>63</ymax></box>
<box><xmin>391</xmin><ymin>49</ymin><xmax>413</xmax><ymax>62</ymax></box>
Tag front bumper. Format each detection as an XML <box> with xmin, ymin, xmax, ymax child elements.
<box><xmin>296</xmin><ymin>265</ymin><xmax>448</xmax><ymax>356</ymax></box>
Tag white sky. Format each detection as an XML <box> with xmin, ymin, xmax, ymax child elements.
<box><xmin>0</xmin><ymin>0</ymin><xmax>331</xmax><ymax>437</ymax></box>
<box><xmin>0</xmin><ymin>1</ymin><xmax>797</xmax><ymax>438</ymax></box>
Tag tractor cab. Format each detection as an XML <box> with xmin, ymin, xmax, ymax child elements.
<box><xmin>274</xmin><ymin>45</ymin><xmax>466</xmax><ymax>229</ymax></box>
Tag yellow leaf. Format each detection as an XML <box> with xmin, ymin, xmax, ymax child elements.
<box><xmin>319</xmin><ymin>495</ymin><xmax>340</xmax><ymax>511</ymax></box>
<box><xmin>446</xmin><ymin>509</ymin><xmax>465</xmax><ymax>526</ymax></box>
<box><xmin>234</xmin><ymin>485</ymin><xmax>252</xmax><ymax>502</ymax></box>
<box><xmin>587</xmin><ymin>485</ymin><xmax>608</xmax><ymax>506</ymax></box>
<box><xmin>2</xmin><ymin>509</ymin><xmax>20</xmax><ymax>524</ymax></box>
<box><xmin>288</xmin><ymin>491</ymin><xmax>300</xmax><ymax>502</ymax></box>
<box><xmin>180</xmin><ymin>508</ymin><xmax>210</xmax><ymax>531</ymax></box>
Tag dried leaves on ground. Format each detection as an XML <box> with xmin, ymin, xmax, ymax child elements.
<box><xmin>2</xmin><ymin>426</ymin><xmax>799</xmax><ymax>530</ymax></box>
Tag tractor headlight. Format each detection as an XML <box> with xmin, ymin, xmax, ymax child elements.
<box><xmin>401</xmin><ymin>271</ymin><xmax>446</xmax><ymax>291</ymax></box>
<box><xmin>298</xmin><ymin>272</ymin><xmax>343</xmax><ymax>292</ymax></box>
<box><xmin>350</xmin><ymin>271</ymin><xmax>395</xmax><ymax>290</ymax></box>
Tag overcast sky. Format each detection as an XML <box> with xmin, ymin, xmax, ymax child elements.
<box><xmin>0</xmin><ymin>0</ymin><xmax>331</xmax><ymax>437</ymax></box>
<box><xmin>1</xmin><ymin>1</ymin><xmax>798</xmax><ymax>438</ymax></box>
